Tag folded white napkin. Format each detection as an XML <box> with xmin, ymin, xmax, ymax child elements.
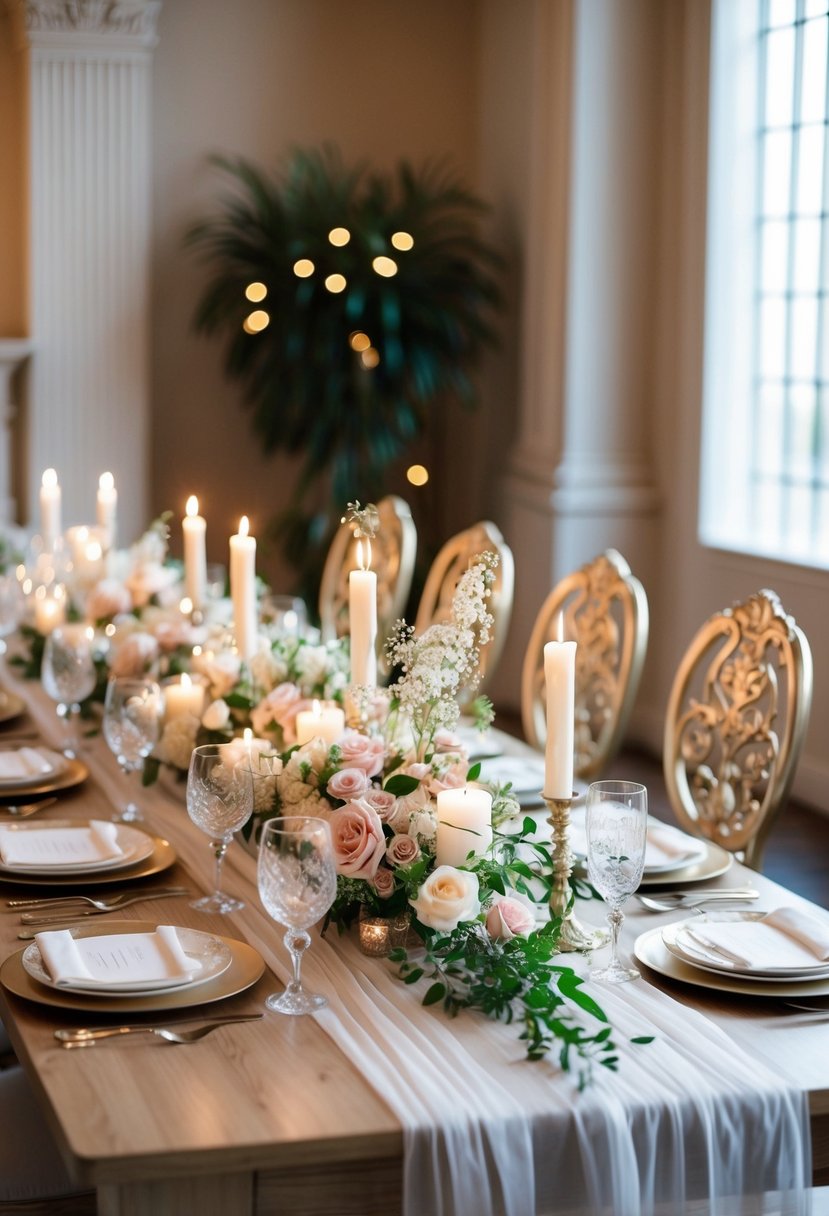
<box><xmin>645</xmin><ymin>823</ymin><xmax>706</xmax><ymax>870</ymax></box>
<box><xmin>0</xmin><ymin>820</ymin><xmax>122</xmax><ymax>868</ymax></box>
<box><xmin>682</xmin><ymin>907</ymin><xmax>829</xmax><ymax>971</ymax></box>
<box><xmin>0</xmin><ymin>747</ymin><xmax>62</xmax><ymax>783</ymax></box>
<box><xmin>35</xmin><ymin>925</ymin><xmax>200</xmax><ymax>990</ymax></box>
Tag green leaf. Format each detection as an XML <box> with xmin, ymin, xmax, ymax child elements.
<box><xmin>384</xmin><ymin>774</ymin><xmax>420</xmax><ymax>796</ymax></box>
<box><xmin>466</xmin><ymin>762</ymin><xmax>481</xmax><ymax>782</ymax></box>
<box><xmin>630</xmin><ymin>1036</ymin><xmax>655</xmax><ymax>1045</ymax></box>
<box><xmin>423</xmin><ymin>982</ymin><xmax>446</xmax><ymax>1007</ymax></box>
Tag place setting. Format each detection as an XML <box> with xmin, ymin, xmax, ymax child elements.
<box><xmin>0</xmin><ymin>739</ymin><xmax>88</xmax><ymax>803</ymax></box>
<box><xmin>0</xmin><ymin>817</ymin><xmax>177</xmax><ymax>888</ymax></box>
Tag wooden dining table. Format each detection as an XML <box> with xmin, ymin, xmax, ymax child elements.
<box><xmin>0</xmin><ymin>679</ymin><xmax>827</xmax><ymax>1216</ymax></box>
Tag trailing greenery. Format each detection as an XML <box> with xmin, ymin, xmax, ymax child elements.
<box><xmin>187</xmin><ymin>147</ymin><xmax>503</xmax><ymax>587</ymax></box>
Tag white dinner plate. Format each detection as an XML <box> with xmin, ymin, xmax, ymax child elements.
<box><xmin>661</xmin><ymin>912</ymin><xmax>829</xmax><ymax>982</ymax></box>
<box><xmin>637</xmin><ymin>838</ymin><xmax>733</xmax><ymax>887</ymax></box>
<box><xmin>634</xmin><ymin>925</ymin><xmax>829</xmax><ymax>998</ymax></box>
<box><xmin>0</xmin><ymin>822</ymin><xmax>156</xmax><ymax>876</ymax></box>
<box><xmin>0</xmin><ymin>748</ymin><xmax>67</xmax><ymax>787</ymax></box>
<box><xmin>22</xmin><ymin>926</ymin><xmax>233</xmax><ymax>996</ymax></box>
<box><xmin>479</xmin><ymin>757</ymin><xmax>588</xmax><ymax>808</ymax></box>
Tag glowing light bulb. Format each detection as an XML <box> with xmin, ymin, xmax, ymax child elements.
<box><xmin>361</xmin><ymin>347</ymin><xmax>380</xmax><ymax>369</ymax></box>
<box><xmin>245</xmin><ymin>310</ymin><xmax>270</xmax><ymax>333</ymax></box>
<box><xmin>328</xmin><ymin>228</ymin><xmax>351</xmax><ymax>246</ymax></box>
<box><xmin>293</xmin><ymin>258</ymin><xmax>315</xmax><ymax>277</ymax></box>
<box><xmin>325</xmin><ymin>273</ymin><xmax>347</xmax><ymax>293</ymax></box>
<box><xmin>391</xmin><ymin>232</ymin><xmax>414</xmax><ymax>251</ymax></box>
<box><xmin>245</xmin><ymin>282</ymin><xmax>267</xmax><ymax>302</ymax></box>
<box><xmin>372</xmin><ymin>256</ymin><xmax>398</xmax><ymax>277</ymax></box>
<box><xmin>349</xmin><ymin>331</ymin><xmax>371</xmax><ymax>352</ymax></box>
<box><xmin>406</xmin><ymin>464</ymin><xmax>429</xmax><ymax>487</ymax></box>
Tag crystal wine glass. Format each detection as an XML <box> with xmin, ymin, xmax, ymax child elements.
<box><xmin>41</xmin><ymin>625</ymin><xmax>97</xmax><ymax>757</ymax></box>
<box><xmin>186</xmin><ymin>744</ymin><xmax>255</xmax><ymax>914</ymax></box>
<box><xmin>585</xmin><ymin>780</ymin><xmax>648</xmax><ymax>983</ymax></box>
<box><xmin>102</xmin><ymin>676</ymin><xmax>164</xmax><ymax>823</ymax></box>
<box><xmin>257</xmin><ymin>816</ymin><xmax>337</xmax><ymax>1015</ymax></box>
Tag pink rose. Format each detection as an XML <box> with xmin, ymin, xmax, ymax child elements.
<box><xmin>372</xmin><ymin>866</ymin><xmax>396</xmax><ymax>899</ymax></box>
<box><xmin>329</xmin><ymin>799</ymin><xmax>386</xmax><ymax>879</ymax></box>
<box><xmin>250</xmin><ymin>683</ymin><xmax>307</xmax><ymax>741</ymax></box>
<box><xmin>406</xmin><ymin>762</ymin><xmax>431</xmax><ymax>782</ymax></box>
<box><xmin>338</xmin><ymin>731</ymin><xmax>385</xmax><ymax>777</ymax></box>
<box><xmin>326</xmin><ymin>767</ymin><xmax>370</xmax><ymax>803</ymax></box>
<box><xmin>362</xmin><ymin>788</ymin><xmax>397</xmax><ymax>823</ymax></box>
<box><xmin>428</xmin><ymin>758</ymin><xmax>468</xmax><ymax>796</ymax></box>
<box><xmin>433</xmin><ymin>729</ymin><xmax>465</xmax><ymax>754</ymax></box>
<box><xmin>86</xmin><ymin>579</ymin><xmax>132</xmax><ymax>622</ymax></box>
<box><xmin>110</xmin><ymin>631</ymin><xmax>159</xmax><ymax>677</ymax></box>
<box><xmin>386</xmin><ymin>833</ymin><xmax>421</xmax><ymax>868</ymax></box>
<box><xmin>153</xmin><ymin>619</ymin><xmax>206</xmax><ymax>653</ymax></box>
<box><xmin>485</xmin><ymin>895</ymin><xmax>536</xmax><ymax>941</ymax></box>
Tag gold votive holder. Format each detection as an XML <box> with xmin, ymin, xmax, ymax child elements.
<box><xmin>358</xmin><ymin>906</ymin><xmax>413</xmax><ymax>957</ymax></box>
<box><xmin>544</xmin><ymin>792</ymin><xmax>606</xmax><ymax>953</ymax></box>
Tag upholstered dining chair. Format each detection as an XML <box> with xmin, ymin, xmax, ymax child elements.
<box><xmin>663</xmin><ymin>588</ymin><xmax>813</xmax><ymax>872</ymax></box>
<box><xmin>318</xmin><ymin>495</ymin><xmax>417</xmax><ymax>668</ymax></box>
<box><xmin>414</xmin><ymin>520</ymin><xmax>515</xmax><ymax>700</ymax></box>
<box><xmin>521</xmin><ymin>549</ymin><xmax>649</xmax><ymax>780</ymax></box>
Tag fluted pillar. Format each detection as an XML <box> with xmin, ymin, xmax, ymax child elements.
<box><xmin>8</xmin><ymin>0</ymin><xmax>160</xmax><ymax>540</ymax></box>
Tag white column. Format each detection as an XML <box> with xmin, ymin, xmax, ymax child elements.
<box><xmin>0</xmin><ymin>339</ymin><xmax>32</xmax><ymax>523</ymax></box>
<box><xmin>8</xmin><ymin>0</ymin><xmax>160</xmax><ymax>543</ymax></box>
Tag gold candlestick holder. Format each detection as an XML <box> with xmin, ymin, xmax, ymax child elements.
<box><xmin>544</xmin><ymin>792</ymin><xmax>606</xmax><ymax>953</ymax></box>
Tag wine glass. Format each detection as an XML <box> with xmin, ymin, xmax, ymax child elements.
<box><xmin>585</xmin><ymin>780</ymin><xmax>648</xmax><ymax>983</ymax></box>
<box><xmin>103</xmin><ymin>676</ymin><xmax>164</xmax><ymax>823</ymax></box>
<box><xmin>186</xmin><ymin>744</ymin><xmax>255</xmax><ymax>914</ymax></box>
<box><xmin>41</xmin><ymin>625</ymin><xmax>97</xmax><ymax>757</ymax></box>
<box><xmin>257</xmin><ymin>817</ymin><xmax>337</xmax><ymax>1015</ymax></box>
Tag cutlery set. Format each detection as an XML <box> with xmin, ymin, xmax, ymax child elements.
<box><xmin>55</xmin><ymin>1013</ymin><xmax>264</xmax><ymax>1048</ymax></box>
<box><xmin>7</xmin><ymin>885</ymin><xmax>193</xmax><ymax>936</ymax></box>
<box><xmin>636</xmin><ymin>888</ymin><xmax>759</xmax><ymax>912</ymax></box>
<box><xmin>0</xmin><ymin>796</ymin><xmax>58</xmax><ymax>818</ymax></box>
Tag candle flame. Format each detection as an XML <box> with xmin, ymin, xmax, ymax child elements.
<box><xmin>356</xmin><ymin>538</ymin><xmax>372</xmax><ymax>572</ymax></box>
<box><xmin>239</xmin><ymin>515</ymin><xmax>249</xmax><ymax>537</ymax></box>
<box><xmin>186</xmin><ymin>495</ymin><xmax>199</xmax><ymax>517</ymax></box>
<box><xmin>243</xmin><ymin>727</ymin><xmax>253</xmax><ymax>743</ymax></box>
<box><xmin>556</xmin><ymin>612</ymin><xmax>565</xmax><ymax>643</ymax></box>
<box><xmin>85</xmin><ymin>540</ymin><xmax>102</xmax><ymax>561</ymax></box>
<box><xmin>41</xmin><ymin>468</ymin><xmax>57</xmax><ymax>489</ymax></box>
<box><xmin>312</xmin><ymin>698</ymin><xmax>321</xmax><ymax>717</ymax></box>
<box><xmin>99</xmin><ymin>471</ymin><xmax>114</xmax><ymax>492</ymax></box>
<box><xmin>85</xmin><ymin>626</ymin><xmax>94</xmax><ymax>641</ymax></box>
<box><xmin>181</xmin><ymin>672</ymin><xmax>192</xmax><ymax>689</ymax></box>
<box><xmin>180</xmin><ymin>596</ymin><xmax>193</xmax><ymax>615</ymax></box>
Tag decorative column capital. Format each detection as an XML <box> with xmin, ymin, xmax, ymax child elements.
<box><xmin>7</xmin><ymin>0</ymin><xmax>161</xmax><ymax>51</ymax></box>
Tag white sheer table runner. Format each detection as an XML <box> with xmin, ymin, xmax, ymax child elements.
<box><xmin>13</xmin><ymin>679</ymin><xmax>813</xmax><ymax>1216</ymax></box>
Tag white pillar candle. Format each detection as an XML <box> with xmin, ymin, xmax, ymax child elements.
<box><xmin>435</xmin><ymin>786</ymin><xmax>493</xmax><ymax>868</ymax></box>
<box><xmin>543</xmin><ymin>636</ymin><xmax>577</xmax><ymax>799</ymax></box>
<box><xmin>349</xmin><ymin>539</ymin><xmax>377</xmax><ymax>686</ymax></box>
<box><xmin>39</xmin><ymin>468</ymin><xmax>61</xmax><ymax>551</ymax></box>
<box><xmin>295</xmin><ymin>699</ymin><xmax>346</xmax><ymax>747</ymax></box>
<box><xmin>96</xmin><ymin>472</ymin><xmax>117</xmax><ymax>548</ymax></box>
<box><xmin>229</xmin><ymin>515</ymin><xmax>257</xmax><ymax>664</ymax></box>
<box><xmin>183</xmin><ymin>495</ymin><xmax>207</xmax><ymax>609</ymax></box>
<box><xmin>220</xmin><ymin>730</ymin><xmax>273</xmax><ymax>771</ymax></box>
<box><xmin>162</xmin><ymin>672</ymin><xmax>206</xmax><ymax>721</ymax></box>
<box><xmin>33</xmin><ymin>584</ymin><xmax>66</xmax><ymax>634</ymax></box>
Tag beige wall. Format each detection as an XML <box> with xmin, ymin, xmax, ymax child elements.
<box><xmin>0</xmin><ymin>9</ymin><xmax>26</xmax><ymax>337</ymax></box>
<box><xmin>151</xmin><ymin>0</ymin><xmax>483</xmax><ymax>591</ymax></box>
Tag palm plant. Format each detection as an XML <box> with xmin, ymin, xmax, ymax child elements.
<box><xmin>187</xmin><ymin>147</ymin><xmax>502</xmax><ymax>588</ymax></box>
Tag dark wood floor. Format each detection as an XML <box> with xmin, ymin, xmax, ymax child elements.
<box><xmin>613</xmin><ymin>746</ymin><xmax>829</xmax><ymax>910</ymax></box>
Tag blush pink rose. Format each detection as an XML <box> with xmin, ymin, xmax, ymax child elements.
<box><xmin>386</xmin><ymin>833</ymin><xmax>421</xmax><ymax>868</ymax></box>
<box><xmin>329</xmin><ymin>799</ymin><xmax>386</xmax><ymax>879</ymax></box>
<box><xmin>338</xmin><ymin>731</ymin><xmax>385</xmax><ymax>777</ymax></box>
<box><xmin>326</xmin><ymin>767</ymin><xmax>370</xmax><ymax>803</ymax></box>
<box><xmin>250</xmin><ymin>683</ymin><xmax>308</xmax><ymax>741</ymax></box>
<box><xmin>362</xmin><ymin>788</ymin><xmax>397</xmax><ymax>823</ymax></box>
<box><xmin>86</xmin><ymin>579</ymin><xmax>133</xmax><ymax>622</ymax></box>
<box><xmin>372</xmin><ymin>866</ymin><xmax>396</xmax><ymax>899</ymax></box>
<box><xmin>433</xmin><ymin>729</ymin><xmax>465</xmax><ymax>754</ymax></box>
<box><xmin>428</xmin><ymin>759</ymin><xmax>468</xmax><ymax>796</ymax></box>
<box><xmin>110</xmin><ymin>632</ymin><xmax>159</xmax><ymax>677</ymax></box>
<box><xmin>485</xmin><ymin>895</ymin><xmax>536</xmax><ymax>941</ymax></box>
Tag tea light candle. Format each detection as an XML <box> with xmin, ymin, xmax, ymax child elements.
<box><xmin>183</xmin><ymin>496</ymin><xmax>207</xmax><ymax>609</ymax></box>
<box><xmin>39</xmin><ymin>468</ymin><xmax>61</xmax><ymax>551</ymax></box>
<box><xmin>543</xmin><ymin>633</ymin><xmax>577</xmax><ymax>799</ymax></box>
<box><xmin>33</xmin><ymin>584</ymin><xmax>66</xmax><ymax>635</ymax></box>
<box><xmin>295</xmin><ymin>699</ymin><xmax>346</xmax><ymax>746</ymax></box>
<box><xmin>229</xmin><ymin>515</ymin><xmax>257</xmax><ymax>663</ymax></box>
<box><xmin>162</xmin><ymin>672</ymin><xmax>206</xmax><ymax>721</ymax></box>
<box><xmin>96</xmin><ymin>472</ymin><xmax>117</xmax><ymax>548</ymax></box>
<box><xmin>435</xmin><ymin>786</ymin><xmax>493</xmax><ymax>867</ymax></box>
<box><xmin>349</xmin><ymin>539</ymin><xmax>377</xmax><ymax>686</ymax></box>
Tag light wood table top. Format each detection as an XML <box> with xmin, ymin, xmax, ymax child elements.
<box><xmin>0</xmin><ymin>691</ymin><xmax>827</xmax><ymax>1214</ymax></box>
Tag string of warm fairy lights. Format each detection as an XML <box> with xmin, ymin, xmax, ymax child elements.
<box><xmin>239</xmin><ymin>226</ymin><xmax>429</xmax><ymax>486</ymax></box>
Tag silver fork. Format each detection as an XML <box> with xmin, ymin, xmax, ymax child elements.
<box><xmin>55</xmin><ymin>1013</ymin><xmax>264</xmax><ymax>1048</ymax></box>
<box><xmin>8</xmin><ymin>885</ymin><xmax>189</xmax><ymax>910</ymax></box>
<box><xmin>0</xmin><ymin>797</ymin><xmax>58</xmax><ymax>819</ymax></box>
<box><xmin>18</xmin><ymin>888</ymin><xmax>192</xmax><ymax>928</ymax></box>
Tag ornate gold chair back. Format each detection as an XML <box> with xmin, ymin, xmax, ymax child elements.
<box><xmin>663</xmin><ymin>589</ymin><xmax>813</xmax><ymax>871</ymax></box>
<box><xmin>318</xmin><ymin>497</ymin><xmax>417</xmax><ymax>672</ymax></box>
<box><xmin>414</xmin><ymin>520</ymin><xmax>515</xmax><ymax>700</ymax></box>
<box><xmin>521</xmin><ymin>549</ymin><xmax>649</xmax><ymax>780</ymax></box>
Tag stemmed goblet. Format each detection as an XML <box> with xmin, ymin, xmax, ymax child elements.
<box><xmin>41</xmin><ymin>625</ymin><xmax>97</xmax><ymax>757</ymax></box>
<box><xmin>186</xmin><ymin>744</ymin><xmax>255</xmax><ymax>914</ymax></box>
<box><xmin>257</xmin><ymin>817</ymin><xmax>337</xmax><ymax>1015</ymax></box>
<box><xmin>102</xmin><ymin>676</ymin><xmax>164</xmax><ymax>823</ymax></box>
<box><xmin>585</xmin><ymin>780</ymin><xmax>648</xmax><ymax>983</ymax></box>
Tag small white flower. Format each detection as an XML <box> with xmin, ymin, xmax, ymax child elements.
<box><xmin>201</xmin><ymin>699</ymin><xmax>230</xmax><ymax>731</ymax></box>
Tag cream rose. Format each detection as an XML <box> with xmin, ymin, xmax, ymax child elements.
<box><xmin>201</xmin><ymin>698</ymin><xmax>230</xmax><ymax>731</ymax></box>
<box><xmin>338</xmin><ymin>731</ymin><xmax>385</xmax><ymax>777</ymax></box>
<box><xmin>327</xmin><ymin>767</ymin><xmax>370</xmax><ymax>803</ymax></box>
<box><xmin>485</xmin><ymin>894</ymin><xmax>536</xmax><ymax>941</ymax></box>
<box><xmin>410</xmin><ymin>866</ymin><xmax>480</xmax><ymax>933</ymax></box>
<box><xmin>329</xmin><ymin>799</ymin><xmax>386</xmax><ymax>879</ymax></box>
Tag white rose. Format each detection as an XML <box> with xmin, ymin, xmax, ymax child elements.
<box><xmin>156</xmin><ymin>715</ymin><xmax>199</xmax><ymax>772</ymax></box>
<box><xmin>249</xmin><ymin>647</ymin><xmax>289</xmax><ymax>690</ymax></box>
<box><xmin>294</xmin><ymin>644</ymin><xmax>331</xmax><ymax>690</ymax></box>
<box><xmin>201</xmin><ymin>699</ymin><xmax>231</xmax><ymax>731</ymax></box>
<box><xmin>410</xmin><ymin>866</ymin><xmax>480</xmax><ymax>933</ymax></box>
<box><xmin>408</xmin><ymin>807</ymin><xmax>437</xmax><ymax>846</ymax></box>
<box><xmin>192</xmin><ymin>649</ymin><xmax>242</xmax><ymax>699</ymax></box>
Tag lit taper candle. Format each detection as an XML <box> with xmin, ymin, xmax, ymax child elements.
<box><xmin>96</xmin><ymin>472</ymin><xmax>117</xmax><ymax>548</ymax></box>
<box><xmin>349</xmin><ymin>538</ymin><xmax>377</xmax><ymax>686</ymax></box>
<box><xmin>229</xmin><ymin>515</ymin><xmax>257</xmax><ymax>663</ymax></box>
<box><xmin>39</xmin><ymin>468</ymin><xmax>61</xmax><ymax>551</ymax></box>
<box><xmin>182</xmin><ymin>496</ymin><xmax>207</xmax><ymax>609</ymax></box>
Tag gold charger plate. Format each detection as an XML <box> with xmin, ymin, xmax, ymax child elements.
<box><xmin>0</xmin><ymin>919</ymin><xmax>266</xmax><ymax>1013</ymax></box>
<box><xmin>0</xmin><ymin>691</ymin><xmax>25</xmax><ymax>725</ymax></box>
<box><xmin>634</xmin><ymin>925</ymin><xmax>829</xmax><ymax>998</ymax></box>
<box><xmin>0</xmin><ymin>830</ymin><xmax>176</xmax><ymax>887</ymax></box>
<box><xmin>0</xmin><ymin>755</ymin><xmax>88</xmax><ymax>802</ymax></box>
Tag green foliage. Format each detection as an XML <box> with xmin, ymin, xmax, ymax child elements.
<box><xmin>187</xmin><ymin>147</ymin><xmax>503</xmax><ymax>584</ymax></box>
